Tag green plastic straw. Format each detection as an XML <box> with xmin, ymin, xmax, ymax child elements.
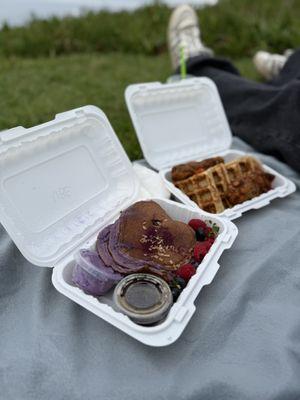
<box><xmin>180</xmin><ymin>45</ymin><xmax>186</xmax><ymax>79</ymax></box>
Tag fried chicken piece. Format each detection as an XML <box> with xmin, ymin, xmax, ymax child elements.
<box><xmin>226</xmin><ymin>170</ymin><xmax>275</xmax><ymax>206</ymax></box>
<box><xmin>171</xmin><ymin>157</ymin><xmax>224</xmax><ymax>182</ymax></box>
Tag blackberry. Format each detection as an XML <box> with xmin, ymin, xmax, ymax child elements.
<box><xmin>174</xmin><ymin>276</ymin><xmax>186</xmax><ymax>289</ymax></box>
<box><xmin>196</xmin><ymin>227</ymin><xmax>206</xmax><ymax>241</ymax></box>
<box><xmin>171</xmin><ymin>287</ymin><xmax>181</xmax><ymax>302</ymax></box>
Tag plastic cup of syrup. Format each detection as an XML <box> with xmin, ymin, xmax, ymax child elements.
<box><xmin>113</xmin><ymin>274</ymin><xmax>173</xmax><ymax>325</ymax></box>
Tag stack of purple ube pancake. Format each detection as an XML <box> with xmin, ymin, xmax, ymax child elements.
<box><xmin>96</xmin><ymin>200</ymin><xmax>196</xmax><ymax>281</ymax></box>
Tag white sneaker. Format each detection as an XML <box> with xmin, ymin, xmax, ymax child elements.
<box><xmin>168</xmin><ymin>4</ymin><xmax>213</xmax><ymax>70</ymax></box>
<box><xmin>253</xmin><ymin>50</ymin><xmax>289</xmax><ymax>80</ymax></box>
<box><xmin>283</xmin><ymin>48</ymin><xmax>294</xmax><ymax>58</ymax></box>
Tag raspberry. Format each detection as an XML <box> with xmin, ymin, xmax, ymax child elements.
<box><xmin>188</xmin><ymin>219</ymin><xmax>207</xmax><ymax>231</ymax></box>
<box><xmin>176</xmin><ymin>264</ymin><xmax>196</xmax><ymax>282</ymax></box>
<box><xmin>206</xmin><ymin>237</ymin><xmax>215</xmax><ymax>246</ymax></box>
<box><xmin>194</xmin><ymin>239</ymin><xmax>214</xmax><ymax>262</ymax></box>
<box><xmin>194</xmin><ymin>242</ymin><xmax>207</xmax><ymax>261</ymax></box>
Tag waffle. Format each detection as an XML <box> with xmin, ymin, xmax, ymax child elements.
<box><xmin>174</xmin><ymin>156</ymin><xmax>274</xmax><ymax>213</ymax></box>
<box><xmin>175</xmin><ymin>168</ymin><xmax>225</xmax><ymax>213</ymax></box>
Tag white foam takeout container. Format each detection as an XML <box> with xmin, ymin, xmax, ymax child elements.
<box><xmin>125</xmin><ymin>78</ymin><xmax>296</xmax><ymax>219</ymax></box>
<box><xmin>0</xmin><ymin>106</ymin><xmax>237</xmax><ymax>346</ymax></box>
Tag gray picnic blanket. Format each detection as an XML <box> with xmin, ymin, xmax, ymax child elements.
<box><xmin>1</xmin><ymin>137</ymin><xmax>300</xmax><ymax>400</ymax></box>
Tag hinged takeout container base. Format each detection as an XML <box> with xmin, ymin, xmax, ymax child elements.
<box><xmin>0</xmin><ymin>106</ymin><xmax>238</xmax><ymax>346</ymax></box>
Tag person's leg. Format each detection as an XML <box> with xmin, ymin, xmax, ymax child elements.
<box><xmin>185</xmin><ymin>54</ymin><xmax>300</xmax><ymax>172</ymax></box>
<box><xmin>168</xmin><ymin>5</ymin><xmax>300</xmax><ymax>172</ymax></box>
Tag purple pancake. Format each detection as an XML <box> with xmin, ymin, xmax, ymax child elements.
<box><xmin>108</xmin><ymin>220</ymin><xmax>164</xmax><ymax>271</ymax></box>
<box><xmin>96</xmin><ymin>225</ymin><xmax>123</xmax><ymax>269</ymax></box>
<box><xmin>96</xmin><ymin>221</ymin><xmax>172</xmax><ymax>281</ymax></box>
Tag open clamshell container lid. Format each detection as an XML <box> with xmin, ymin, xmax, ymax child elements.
<box><xmin>125</xmin><ymin>78</ymin><xmax>232</xmax><ymax>170</ymax></box>
<box><xmin>0</xmin><ymin>106</ymin><xmax>139</xmax><ymax>267</ymax></box>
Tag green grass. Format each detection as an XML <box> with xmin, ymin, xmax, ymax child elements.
<box><xmin>0</xmin><ymin>0</ymin><xmax>299</xmax><ymax>159</ymax></box>
<box><xmin>1</xmin><ymin>0</ymin><xmax>300</xmax><ymax>58</ymax></box>
<box><xmin>0</xmin><ymin>53</ymin><xmax>171</xmax><ymax>159</ymax></box>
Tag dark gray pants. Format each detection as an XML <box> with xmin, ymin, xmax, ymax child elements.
<box><xmin>185</xmin><ymin>49</ymin><xmax>300</xmax><ymax>173</ymax></box>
